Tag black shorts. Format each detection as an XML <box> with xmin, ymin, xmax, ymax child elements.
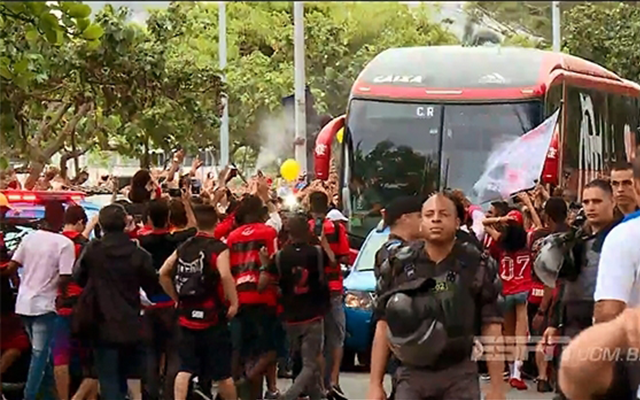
<box><xmin>230</xmin><ymin>305</ymin><xmax>278</xmax><ymax>359</ymax></box>
<box><xmin>178</xmin><ymin>325</ymin><xmax>232</xmax><ymax>382</ymax></box>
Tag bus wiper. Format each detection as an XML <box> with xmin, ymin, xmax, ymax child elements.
<box><xmin>513</xmin><ymin>105</ymin><xmax>527</xmax><ymax>133</ymax></box>
<box><xmin>442</xmin><ymin>157</ymin><xmax>450</xmax><ymax>191</ymax></box>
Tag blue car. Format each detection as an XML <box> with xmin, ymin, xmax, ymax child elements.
<box><xmin>3</xmin><ymin>194</ymin><xmax>102</xmax><ymax>252</ymax></box>
<box><xmin>1</xmin><ymin>192</ymin><xmax>103</xmax><ymax>398</ymax></box>
<box><xmin>342</xmin><ymin>224</ymin><xmax>389</xmax><ymax>368</ymax></box>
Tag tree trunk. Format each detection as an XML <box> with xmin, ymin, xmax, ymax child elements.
<box><xmin>71</xmin><ymin>130</ymin><xmax>80</xmax><ymax>177</ymax></box>
<box><xmin>241</xmin><ymin>146</ymin><xmax>249</xmax><ymax>172</ymax></box>
<box><xmin>141</xmin><ymin>133</ymin><xmax>150</xmax><ymax>169</ymax></box>
<box><xmin>24</xmin><ymin>102</ymin><xmax>92</xmax><ymax>190</ymax></box>
<box><xmin>60</xmin><ymin>156</ymin><xmax>68</xmax><ymax>180</ymax></box>
<box><xmin>24</xmin><ymin>161</ymin><xmax>45</xmax><ymax>190</ymax></box>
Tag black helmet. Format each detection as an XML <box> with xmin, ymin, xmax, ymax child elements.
<box><xmin>385</xmin><ymin>292</ymin><xmax>448</xmax><ymax>367</ymax></box>
<box><xmin>533</xmin><ymin>231</ymin><xmax>576</xmax><ymax>288</ymax></box>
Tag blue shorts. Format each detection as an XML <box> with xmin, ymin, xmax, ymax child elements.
<box><xmin>502</xmin><ymin>292</ymin><xmax>528</xmax><ymax>314</ymax></box>
<box><xmin>53</xmin><ymin>315</ymin><xmax>72</xmax><ymax>366</ymax></box>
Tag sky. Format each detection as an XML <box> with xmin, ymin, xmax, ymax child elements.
<box><xmin>89</xmin><ymin>1</ymin><xmax>170</xmax><ymax>24</ymax></box>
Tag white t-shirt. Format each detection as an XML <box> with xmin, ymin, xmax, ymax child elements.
<box><xmin>461</xmin><ymin>209</ymin><xmax>486</xmax><ymax>243</ymax></box>
<box><xmin>11</xmin><ymin>230</ymin><xmax>76</xmax><ymax>316</ymax></box>
<box><xmin>265</xmin><ymin>212</ymin><xmax>282</xmax><ymax>233</ymax></box>
<box><xmin>594</xmin><ymin>215</ymin><xmax>640</xmax><ymax>307</ymax></box>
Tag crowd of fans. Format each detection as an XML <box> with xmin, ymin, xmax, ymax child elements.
<box><xmin>0</xmin><ymin>150</ymin><xmax>350</xmax><ymax>400</ymax></box>
<box><xmin>2</xmin><ymin>147</ymin><xmax>640</xmax><ymax>400</ymax></box>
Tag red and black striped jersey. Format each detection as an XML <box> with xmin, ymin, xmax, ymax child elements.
<box><xmin>57</xmin><ymin>230</ymin><xmax>88</xmax><ymax>316</ymax></box>
<box><xmin>308</xmin><ymin>218</ymin><xmax>349</xmax><ymax>292</ymax></box>
<box><xmin>227</xmin><ymin>222</ymin><xmax>278</xmax><ymax>306</ymax></box>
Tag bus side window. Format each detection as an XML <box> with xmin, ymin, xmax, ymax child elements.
<box><xmin>590</xmin><ymin>89</ymin><xmax>607</xmax><ymax>175</ymax></box>
<box><xmin>545</xmin><ymin>84</ymin><xmax>562</xmax><ymax>117</ymax></box>
<box><xmin>563</xmin><ymin>85</ymin><xmax>581</xmax><ymax>184</ymax></box>
<box><xmin>608</xmin><ymin>93</ymin><xmax>628</xmax><ymax>164</ymax></box>
<box><xmin>565</xmin><ymin>85</ymin><xmax>609</xmax><ymax>190</ymax></box>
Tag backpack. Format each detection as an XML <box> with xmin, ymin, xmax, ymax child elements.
<box><xmin>274</xmin><ymin>245</ymin><xmax>330</xmax><ymax>307</ymax></box>
<box><xmin>174</xmin><ymin>236</ymin><xmax>220</xmax><ymax>300</ymax></box>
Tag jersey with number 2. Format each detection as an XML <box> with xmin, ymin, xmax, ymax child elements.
<box><xmin>497</xmin><ymin>249</ymin><xmax>533</xmax><ymax>296</ymax></box>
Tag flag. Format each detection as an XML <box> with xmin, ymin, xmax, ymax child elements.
<box><xmin>472</xmin><ymin>109</ymin><xmax>560</xmax><ymax>204</ymax></box>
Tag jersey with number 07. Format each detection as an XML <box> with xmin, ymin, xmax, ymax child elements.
<box><xmin>497</xmin><ymin>248</ymin><xmax>533</xmax><ymax>296</ymax></box>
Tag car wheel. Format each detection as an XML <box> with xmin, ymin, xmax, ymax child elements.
<box><xmin>357</xmin><ymin>350</ymin><xmax>371</xmax><ymax>369</ymax></box>
<box><xmin>341</xmin><ymin>349</ymin><xmax>356</xmax><ymax>371</ymax></box>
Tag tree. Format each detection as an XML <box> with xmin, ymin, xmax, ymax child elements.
<box><xmin>2</xmin><ymin>1</ymin><xmax>458</xmax><ymax>176</ymax></box>
<box><xmin>563</xmin><ymin>3</ymin><xmax>640</xmax><ymax>83</ymax></box>
<box><xmin>464</xmin><ymin>2</ymin><xmax>580</xmax><ymax>43</ymax></box>
<box><xmin>151</xmin><ymin>2</ymin><xmax>458</xmax><ymax>161</ymax></box>
<box><xmin>0</xmin><ymin>1</ymin><xmax>106</xmax><ymax>184</ymax></box>
<box><xmin>1</xmin><ymin>2</ymin><xmax>224</xmax><ymax>184</ymax></box>
<box><xmin>502</xmin><ymin>33</ymin><xmax>546</xmax><ymax>49</ymax></box>
<box><xmin>464</xmin><ymin>2</ymin><xmax>640</xmax><ymax>82</ymax></box>
<box><xmin>82</xmin><ymin>4</ymin><xmax>224</xmax><ymax>166</ymax></box>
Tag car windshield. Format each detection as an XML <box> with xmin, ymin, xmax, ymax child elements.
<box><xmin>3</xmin><ymin>225</ymin><xmax>34</xmax><ymax>252</ymax></box>
<box><xmin>354</xmin><ymin>232</ymin><xmax>389</xmax><ymax>271</ymax></box>
<box><xmin>347</xmin><ymin>99</ymin><xmax>442</xmax><ymax>236</ymax></box>
<box><xmin>440</xmin><ymin>102</ymin><xmax>542</xmax><ymax>203</ymax></box>
<box><xmin>345</xmin><ymin>99</ymin><xmax>542</xmax><ymax>235</ymax></box>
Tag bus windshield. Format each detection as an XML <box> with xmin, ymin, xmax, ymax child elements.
<box><xmin>345</xmin><ymin>99</ymin><xmax>542</xmax><ymax>236</ymax></box>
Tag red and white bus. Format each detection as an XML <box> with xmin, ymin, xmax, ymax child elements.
<box><xmin>314</xmin><ymin>46</ymin><xmax>640</xmax><ymax>239</ymax></box>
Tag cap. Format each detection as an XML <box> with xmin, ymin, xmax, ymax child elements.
<box><xmin>0</xmin><ymin>193</ymin><xmax>13</xmax><ymax>210</ymax></box>
<box><xmin>384</xmin><ymin>196</ymin><xmax>423</xmax><ymax>227</ymax></box>
<box><xmin>327</xmin><ymin>209</ymin><xmax>348</xmax><ymax>222</ymax></box>
<box><xmin>507</xmin><ymin>210</ymin><xmax>524</xmax><ymax>226</ymax></box>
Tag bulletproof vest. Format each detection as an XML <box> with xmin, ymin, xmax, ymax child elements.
<box><xmin>379</xmin><ymin>242</ymin><xmax>478</xmax><ymax>368</ymax></box>
<box><xmin>563</xmin><ymin>236</ymin><xmax>600</xmax><ymax>303</ymax></box>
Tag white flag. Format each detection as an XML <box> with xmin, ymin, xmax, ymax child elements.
<box><xmin>472</xmin><ymin>109</ymin><xmax>560</xmax><ymax>204</ymax></box>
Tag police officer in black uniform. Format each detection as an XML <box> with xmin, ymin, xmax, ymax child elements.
<box><xmin>367</xmin><ymin>192</ymin><xmax>506</xmax><ymax>400</ymax></box>
<box><xmin>369</xmin><ymin>196</ymin><xmax>423</xmax><ymax>399</ymax></box>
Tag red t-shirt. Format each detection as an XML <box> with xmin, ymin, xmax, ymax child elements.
<box><xmin>527</xmin><ymin>229</ymin><xmax>546</xmax><ymax>304</ymax></box>
<box><xmin>307</xmin><ymin>218</ymin><xmax>350</xmax><ymax>292</ymax></box>
<box><xmin>178</xmin><ymin>233</ymin><xmax>228</xmax><ymax>330</ymax></box>
<box><xmin>496</xmin><ymin>248</ymin><xmax>533</xmax><ymax>296</ymax></box>
<box><xmin>227</xmin><ymin>222</ymin><xmax>278</xmax><ymax>306</ymax></box>
<box><xmin>57</xmin><ymin>231</ymin><xmax>86</xmax><ymax>316</ymax></box>
<box><xmin>214</xmin><ymin>213</ymin><xmax>236</xmax><ymax>240</ymax></box>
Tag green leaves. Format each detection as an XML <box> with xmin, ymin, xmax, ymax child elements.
<box><xmin>82</xmin><ymin>24</ymin><xmax>104</xmax><ymax>40</ymax></box>
<box><xmin>25</xmin><ymin>28</ymin><xmax>39</xmax><ymax>42</ymax></box>
<box><xmin>0</xmin><ymin>1</ymin><xmax>464</xmax><ymax>170</ymax></box>
<box><xmin>76</xmin><ymin>17</ymin><xmax>90</xmax><ymax>32</ymax></box>
<box><xmin>13</xmin><ymin>58</ymin><xmax>29</xmax><ymax>74</ymax></box>
<box><xmin>564</xmin><ymin>3</ymin><xmax>640</xmax><ymax>82</ymax></box>
<box><xmin>67</xmin><ymin>3</ymin><xmax>91</xmax><ymax>19</ymax></box>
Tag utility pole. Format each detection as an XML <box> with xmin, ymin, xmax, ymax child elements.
<box><xmin>293</xmin><ymin>2</ymin><xmax>307</xmax><ymax>173</ymax></box>
<box><xmin>552</xmin><ymin>1</ymin><xmax>561</xmax><ymax>52</ymax></box>
<box><xmin>219</xmin><ymin>1</ymin><xmax>229</xmax><ymax>166</ymax></box>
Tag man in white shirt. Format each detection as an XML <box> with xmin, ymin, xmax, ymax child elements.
<box><xmin>4</xmin><ymin>201</ymin><xmax>75</xmax><ymax>400</ymax></box>
<box><xmin>593</xmin><ymin>155</ymin><xmax>640</xmax><ymax>323</ymax></box>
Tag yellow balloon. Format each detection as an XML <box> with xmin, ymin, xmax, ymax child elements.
<box><xmin>280</xmin><ymin>158</ymin><xmax>300</xmax><ymax>182</ymax></box>
<box><xmin>336</xmin><ymin>127</ymin><xmax>344</xmax><ymax>144</ymax></box>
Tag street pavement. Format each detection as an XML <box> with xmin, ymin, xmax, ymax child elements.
<box><xmin>273</xmin><ymin>372</ymin><xmax>556</xmax><ymax>400</ymax></box>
